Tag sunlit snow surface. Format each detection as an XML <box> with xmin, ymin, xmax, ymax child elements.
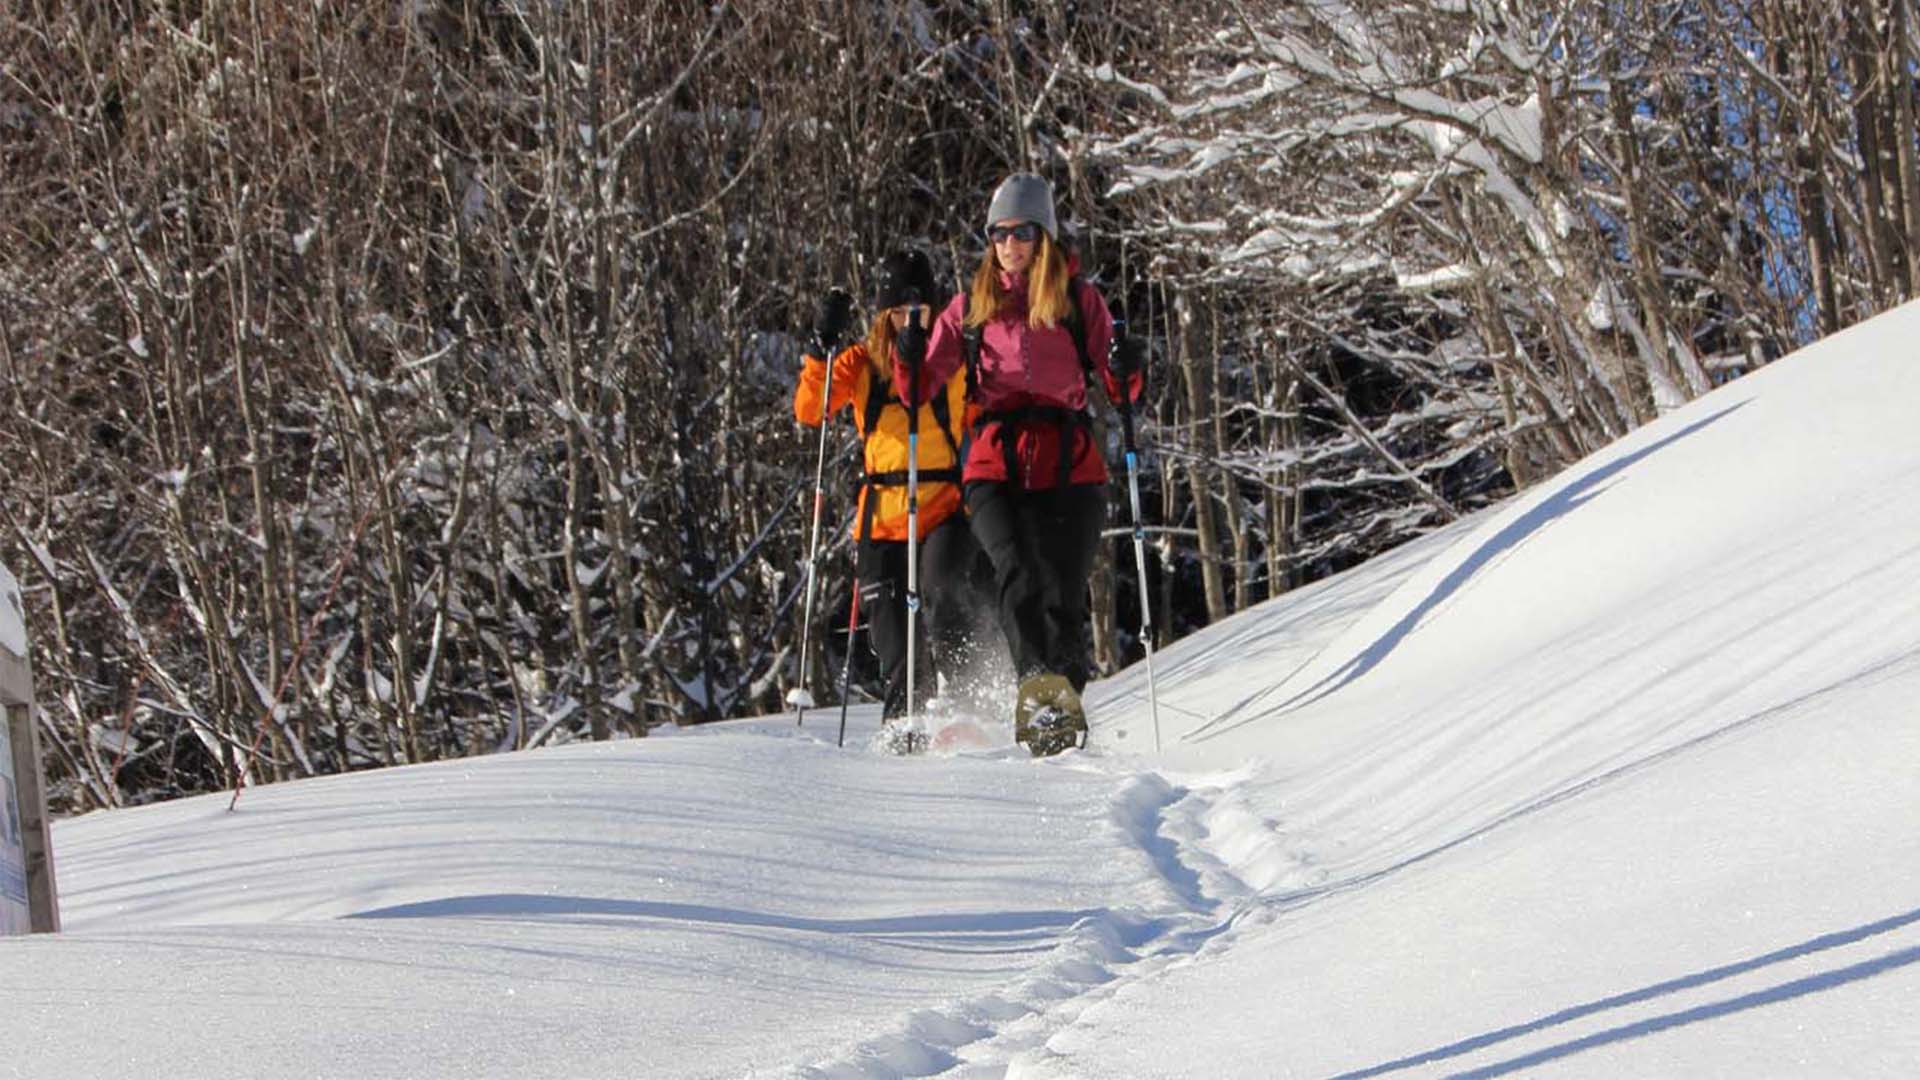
<box><xmin>7</xmin><ymin>303</ymin><xmax>1920</xmax><ymax>1077</ymax></box>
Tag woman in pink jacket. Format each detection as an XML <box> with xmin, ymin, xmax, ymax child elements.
<box><xmin>894</xmin><ymin>173</ymin><xmax>1143</xmax><ymax>748</ymax></box>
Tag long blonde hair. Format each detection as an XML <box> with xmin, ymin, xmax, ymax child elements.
<box><xmin>965</xmin><ymin>231</ymin><xmax>1072</xmax><ymax>331</ymax></box>
<box><xmin>861</xmin><ymin>311</ymin><xmax>898</xmax><ymax>388</ymax></box>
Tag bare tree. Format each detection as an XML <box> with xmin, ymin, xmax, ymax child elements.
<box><xmin>12</xmin><ymin>0</ymin><xmax>1915</xmax><ymax>810</ymax></box>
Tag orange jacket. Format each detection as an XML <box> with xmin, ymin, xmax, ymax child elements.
<box><xmin>794</xmin><ymin>343</ymin><xmax>969</xmax><ymax>542</ymax></box>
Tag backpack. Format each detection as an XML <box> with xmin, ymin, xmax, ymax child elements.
<box><xmin>852</xmin><ymin>362</ymin><xmax>965</xmax><ymax>545</ymax></box>
<box><xmin>861</xmin><ymin>364</ymin><xmax>962</xmax><ymax>464</ymax></box>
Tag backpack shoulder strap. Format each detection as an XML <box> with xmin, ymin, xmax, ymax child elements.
<box><xmin>861</xmin><ymin>362</ymin><xmax>888</xmax><ymax>436</ymax></box>
<box><xmin>961</xmin><ymin>323</ymin><xmax>984</xmax><ymax>400</ymax></box>
<box><xmin>1064</xmin><ymin>275</ymin><xmax>1092</xmax><ymax>381</ymax></box>
<box><xmin>927</xmin><ymin>379</ymin><xmax>962</xmax><ymax>461</ymax></box>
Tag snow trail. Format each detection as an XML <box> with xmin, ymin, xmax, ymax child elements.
<box><xmin>773</xmin><ymin>761</ymin><xmax>1277</xmax><ymax>1078</ymax></box>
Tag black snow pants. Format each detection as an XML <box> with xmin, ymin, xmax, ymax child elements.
<box><xmin>964</xmin><ymin>481</ymin><xmax>1106</xmax><ymax>693</ymax></box>
<box><xmin>858</xmin><ymin>513</ymin><xmax>980</xmax><ymax>719</ymax></box>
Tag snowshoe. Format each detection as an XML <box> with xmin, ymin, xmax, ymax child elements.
<box><xmin>1014</xmin><ymin>673</ymin><xmax>1086</xmax><ymax>757</ymax></box>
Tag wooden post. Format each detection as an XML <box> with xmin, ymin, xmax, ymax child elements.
<box><xmin>2</xmin><ymin>570</ymin><xmax>58</xmax><ymax>934</ymax></box>
<box><xmin>4</xmin><ymin>702</ymin><xmax>58</xmax><ymax>934</ymax></box>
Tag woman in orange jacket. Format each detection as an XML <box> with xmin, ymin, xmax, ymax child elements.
<box><xmin>793</xmin><ymin>250</ymin><xmax>980</xmax><ymax>725</ymax></box>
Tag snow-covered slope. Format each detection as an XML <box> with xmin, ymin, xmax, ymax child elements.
<box><xmin>5</xmin><ymin>303</ymin><xmax>1920</xmax><ymax>1078</ymax></box>
<box><xmin>1068</xmin><ymin>301</ymin><xmax>1920</xmax><ymax>1076</ymax></box>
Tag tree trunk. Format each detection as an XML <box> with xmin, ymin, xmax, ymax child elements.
<box><xmin>1176</xmin><ymin>294</ymin><xmax>1227</xmax><ymax>626</ymax></box>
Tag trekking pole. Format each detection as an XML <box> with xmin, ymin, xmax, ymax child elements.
<box><xmin>788</xmin><ymin>292</ymin><xmax>851</xmax><ymax>726</ymax></box>
<box><xmin>835</xmin><ymin>579</ymin><xmax>863</xmax><ymax>748</ymax></box>
<box><xmin>837</xmin><ymin>484</ymin><xmax>877</xmax><ymax>748</ymax></box>
<box><xmin>903</xmin><ymin>303</ymin><xmax>924</xmax><ymax>735</ymax></box>
<box><xmin>1112</xmin><ymin>315</ymin><xmax>1163</xmax><ymax>752</ymax></box>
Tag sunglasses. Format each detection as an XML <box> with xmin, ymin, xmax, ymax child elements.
<box><xmin>986</xmin><ymin>222</ymin><xmax>1040</xmax><ymax>244</ymax></box>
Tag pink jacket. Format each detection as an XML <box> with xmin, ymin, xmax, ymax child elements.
<box><xmin>895</xmin><ymin>267</ymin><xmax>1137</xmax><ymax>489</ymax></box>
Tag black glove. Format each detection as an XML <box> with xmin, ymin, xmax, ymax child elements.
<box><xmin>812</xmin><ymin>288</ymin><xmax>855</xmax><ymax>355</ymax></box>
<box><xmin>1110</xmin><ymin>332</ymin><xmax>1148</xmax><ymax>385</ymax></box>
<box><xmin>896</xmin><ymin>306</ymin><xmax>929</xmax><ymax>377</ymax></box>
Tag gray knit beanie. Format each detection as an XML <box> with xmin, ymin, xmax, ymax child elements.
<box><xmin>984</xmin><ymin>173</ymin><xmax>1058</xmax><ymax>239</ymax></box>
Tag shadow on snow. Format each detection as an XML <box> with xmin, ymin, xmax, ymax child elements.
<box><xmin>1333</xmin><ymin>905</ymin><xmax>1920</xmax><ymax>1079</ymax></box>
<box><xmin>350</xmin><ymin>892</ymin><xmax>1100</xmax><ymax>943</ymax></box>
